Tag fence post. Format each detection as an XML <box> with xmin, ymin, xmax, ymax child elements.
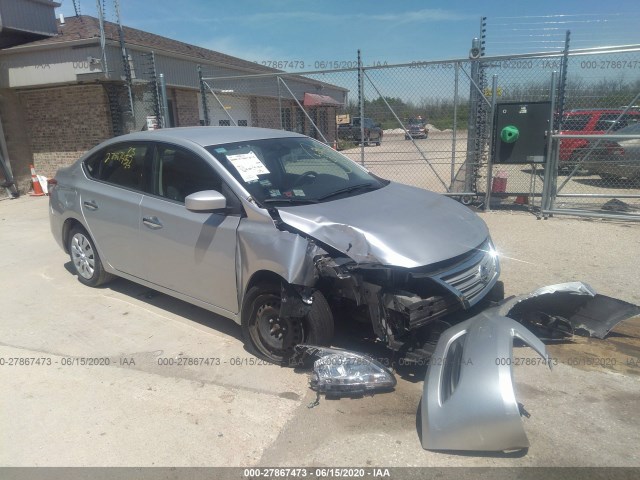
<box><xmin>541</xmin><ymin>71</ymin><xmax>558</xmax><ymax>216</ymax></box>
<box><xmin>159</xmin><ymin>73</ymin><xmax>171</xmax><ymax>128</ymax></box>
<box><xmin>277</xmin><ymin>76</ymin><xmax>283</xmax><ymax>130</ymax></box>
<box><xmin>483</xmin><ymin>75</ymin><xmax>498</xmax><ymax>211</ymax></box>
<box><xmin>464</xmin><ymin>40</ymin><xmax>480</xmax><ymax>194</ymax></box>
<box><xmin>197</xmin><ymin>65</ymin><xmax>210</xmax><ymax>126</ymax></box>
<box><xmin>451</xmin><ymin>62</ymin><xmax>459</xmax><ymax>189</ymax></box>
<box><xmin>148</xmin><ymin>52</ymin><xmax>161</xmax><ymax>128</ymax></box>
<box><xmin>358</xmin><ymin>50</ymin><xmax>365</xmax><ymax>166</ymax></box>
<box><xmin>556</xmin><ymin>30</ymin><xmax>571</xmax><ymax>130</ymax></box>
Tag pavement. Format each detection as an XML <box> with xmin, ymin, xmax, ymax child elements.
<box><xmin>1</xmin><ymin>195</ymin><xmax>639</xmax><ymax>467</ymax></box>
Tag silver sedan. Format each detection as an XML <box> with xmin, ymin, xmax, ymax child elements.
<box><xmin>49</xmin><ymin>127</ymin><xmax>500</xmax><ymax>364</ymax></box>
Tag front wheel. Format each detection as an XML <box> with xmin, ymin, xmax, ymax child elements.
<box><xmin>68</xmin><ymin>226</ymin><xmax>114</xmax><ymax>287</ymax></box>
<box><xmin>241</xmin><ymin>283</ymin><xmax>334</xmax><ymax>365</ymax></box>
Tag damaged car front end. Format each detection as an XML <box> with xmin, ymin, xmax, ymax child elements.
<box><xmin>231</xmin><ymin>168</ymin><xmax>503</xmax><ymax>363</ymax></box>
<box><xmin>203</xmin><ymin>135</ymin><xmax>507</xmax><ymax>364</ymax></box>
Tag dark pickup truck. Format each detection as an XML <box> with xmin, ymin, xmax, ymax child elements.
<box><xmin>338</xmin><ymin>117</ymin><xmax>383</xmax><ymax>145</ymax></box>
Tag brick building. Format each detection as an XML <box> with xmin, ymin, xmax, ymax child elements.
<box><xmin>0</xmin><ymin>13</ymin><xmax>346</xmax><ymax>193</ymax></box>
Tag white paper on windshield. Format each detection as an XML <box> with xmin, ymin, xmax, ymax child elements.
<box><xmin>227</xmin><ymin>152</ymin><xmax>270</xmax><ymax>182</ymax></box>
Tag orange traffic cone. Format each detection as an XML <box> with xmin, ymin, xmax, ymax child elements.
<box><xmin>29</xmin><ymin>164</ymin><xmax>46</xmax><ymax>196</ymax></box>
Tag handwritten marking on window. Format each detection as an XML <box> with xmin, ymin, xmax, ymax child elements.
<box><xmin>105</xmin><ymin>147</ymin><xmax>136</xmax><ymax>169</ymax></box>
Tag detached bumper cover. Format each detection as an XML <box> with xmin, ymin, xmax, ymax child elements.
<box><xmin>501</xmin><ymin>281</ymin><xmax>640</xmax><ymax>340</ymax></box>
<box><xmin>421</xmin><ymin>310</ymin><xmax>551</xmax><ymax>452</ymax></box>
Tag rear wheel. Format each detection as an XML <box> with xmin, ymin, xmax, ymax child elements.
<box><xmin>241</xmin><ymin>283</ymin><xmax>334</xmax><ymax>365</ymax></box>
<box><xmin>68</xmin><ymin>226</ymin><xmax>114</xmax><ymax>287</ymax></box>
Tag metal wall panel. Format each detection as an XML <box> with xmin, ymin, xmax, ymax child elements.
<box><xmin>0</xmin><ymin>0</ymin><xmax>59</xmax><ymax>36</ymax></box>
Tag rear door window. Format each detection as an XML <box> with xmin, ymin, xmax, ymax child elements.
<box><xmin>84</xmin><ymin>143</ymin><xmax>150</xmax><ymax>192</ymax></box>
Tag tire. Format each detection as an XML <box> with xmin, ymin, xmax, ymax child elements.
<box><xmin>241</xmin><ymin>282</ymin><xmax>334</xmax><ymax>365</ymax></box>
<box><xmin>375</xmin><ymin>134</ymin><xmax>381</xmax><ymax>146</ymax></box>
<box><xmin>68</xmin><ymin>226</ymin><xmax>114</xmax><ymax>287</ymax></box>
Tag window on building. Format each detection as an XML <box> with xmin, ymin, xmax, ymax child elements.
<box><xmin>84</xmin><ymin>143</ymin><xmax>150</xmax><ymax>191</ymax></box>
<box><xmin>238</xmin><ymin>120</ymin><xmax>248</xmax><ymax>127</ymax></box>
<box><xmin>219</xmin><ymin>120</ymin><xmax>231</xmax><ymax>126</ymax></box>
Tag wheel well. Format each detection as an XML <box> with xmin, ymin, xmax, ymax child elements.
<box><xmin>62</xmin><ymin>218</ymin><xmax>85</xmax><ymax>253</ymax></box>
<box><xmin>244</xmin><ymin>270</ymin><xmax>287</xmax><ymax>295</ymax></box>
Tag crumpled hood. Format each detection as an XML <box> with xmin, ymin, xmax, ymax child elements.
<box><xmin>277</xmin><ymin>182</ymin><xmax>489</xmax><ymax>268</ymax></box>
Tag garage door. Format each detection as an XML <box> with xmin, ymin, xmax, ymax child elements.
<box><xmin>204</xmin><ymin>94</ymin><xmax>252</xmax><ymax>127</ymax></box>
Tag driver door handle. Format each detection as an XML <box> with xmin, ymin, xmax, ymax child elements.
<box><xmin>142</xmin><ymin>216</ymin><xmax>163</xmax><ymax>229</ymax></box>
<box><xmin>83</xmin><ymin>200</ymin><xmax>98</xmax><ymax>211</ymax></box>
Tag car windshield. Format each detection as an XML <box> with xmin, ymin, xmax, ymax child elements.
<box><xmin>205</xmin><ymin>137</ymin><xmax>387</xmax><ymax>205</ymax></box>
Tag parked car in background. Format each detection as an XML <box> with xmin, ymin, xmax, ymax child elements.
<box><xmin>559</xmin><ymin>109</ymin><xmax>640</xmax><ymax>170</ymax></box>
<box><xmin>405</xmin><ymin>118</ymin><xmax>429</xmax><ymax>140</ymax></box>
<box><xmin>337</xmin><ymin>117</ymin><xmax>383</xmax><ymax>145</ymax></box>
<box><xmin>581</xmin><ymin>122</ymin><xmax>640</xmax><ymax>183</ymax></box>
<box><xmin>49</xmin><ymin>127</ymin><xmax>501</xmax><ymax>365</ymax></box>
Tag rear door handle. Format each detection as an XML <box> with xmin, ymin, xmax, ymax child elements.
<box><xmin>83</xmin><ymin>200</ymin><xmax>98</xmax><ymax>211</ymax></box>
<box><xmin>143</xmin><ymin>216</ymin><xmax>163</xmax><ymax>229</ymax></box>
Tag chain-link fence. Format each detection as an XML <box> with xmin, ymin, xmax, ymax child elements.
<box><xmin>199</xmin><ymin>62</ymin><xmax>481</xmax><ymax>198</ymax></box>
<box><xmin>545</xmin><ymin>47</ymin><xmax>640</xmax><ymax>218</ymax></box>
<box><xmin>136</xmin><ymin>43</ymin><xmax>640</xmax><ymax>220</ymax></box>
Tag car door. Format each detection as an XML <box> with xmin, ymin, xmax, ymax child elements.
<box><xmin>139</xmin><ymin>143</ymin><xmax>242</xmax><ymax>314</ymax></box>
<box><xmin>81</xmin><ymin>142</ymin><xmax>151</xmax><ymax>277</ymax></box>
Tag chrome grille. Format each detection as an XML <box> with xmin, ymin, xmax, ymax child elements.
<box><xmin>434</xmin><ymin>242</ymin><xmax>500</xmax><ymax>309</ymax></box>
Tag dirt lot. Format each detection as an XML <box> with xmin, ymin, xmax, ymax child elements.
<box><xmin>1</xmin><ymin>195</ymin><xmax>639</xmax><ymax>468</ymax></box>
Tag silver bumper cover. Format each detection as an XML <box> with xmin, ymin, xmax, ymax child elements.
<box><xmin>420</xmin><ymin>309</ymin><xmax>551</xmax><ymax>452</ymax></box>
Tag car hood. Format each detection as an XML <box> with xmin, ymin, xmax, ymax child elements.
<box><xmin>276</xmin><ymin>182</ymin><xmax>489</xmax><ymax>268</ymax></box>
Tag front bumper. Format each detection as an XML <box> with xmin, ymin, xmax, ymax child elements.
<box><xmin>421</xmin><ymin>309</ymin><xmax>551</xmax><ymax>452</ymax></box>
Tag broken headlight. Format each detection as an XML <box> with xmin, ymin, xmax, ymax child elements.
<box><xmin>296</xmin><ymin>346</ymin><xmax>396</xmax><ymax>395</ymax></box>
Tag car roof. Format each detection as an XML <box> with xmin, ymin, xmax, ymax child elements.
<box><xmin>111</xmin><ymin>126</ymin><xmax>307</xmax><ymax>147</ymax></box>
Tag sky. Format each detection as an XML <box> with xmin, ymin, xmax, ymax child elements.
<box><xmin>55</xmin><ymin>0</ymin><xmax>640</xmax><ymax>68</ymax></box>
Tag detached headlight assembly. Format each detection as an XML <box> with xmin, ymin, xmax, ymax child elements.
<box><xmin>295</xmin><ymin>346</ymin><xmax>396</xmax><ymax>396</ymax></box>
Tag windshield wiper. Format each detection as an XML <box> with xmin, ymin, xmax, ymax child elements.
<box><xmin>262</xmin><ymin>198</ymin><xmax>319</xmax><ymax>205</ymax></box>
<box><xmin>316</xmin><ymin>183</ymin><xmax>378</xmax><ymax>201</ymax></box>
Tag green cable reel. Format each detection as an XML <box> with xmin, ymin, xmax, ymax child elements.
<box><xmin>500</xmin><ymin>125</ymin><xmax>520</xmax><ymax>143</ymax></box>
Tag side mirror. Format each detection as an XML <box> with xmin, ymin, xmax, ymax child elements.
<box><xmin>185</xmin><ymin>190</ymin><xmax>227</xmax><ymax>212</ymax></box>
